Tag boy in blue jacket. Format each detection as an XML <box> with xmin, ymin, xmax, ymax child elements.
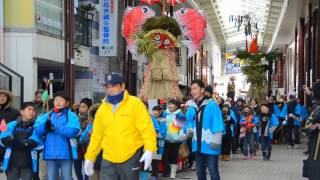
<box><xmin>257</xmin><ymin>104</ymin><xmax>279</xmax><ymax>160</ymax></box>
<box><xmin>0</xmin><ymin>102</ymin><xmax>41</xmax><ymax>180</ymax></box>
<box><xmin>151</xmin><ymin>106</ymin><xmax>166</xmax><ymax>180</ymax></box>
<box><xmin>33</xmin><ymin>91</ymin><xmax>81</xmax><ymax>180</ymax></box>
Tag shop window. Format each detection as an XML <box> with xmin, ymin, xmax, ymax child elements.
<box><xmin>75</xmin><ymin>8</ymin><xmax>94</xmax><ymax>46</ymax></box>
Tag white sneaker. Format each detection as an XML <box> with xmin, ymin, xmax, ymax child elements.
<box><xmin>288</xmin><ymin>145</ymin><xmax>293</xmax><ymax>149</ymax></box>
<box><xmin>170</xmin><ymin>164</ymin><xmax>177</xmax><ymax>179</ymax></box>
<box><xmin>294</xmin><ymin>144</ymin><xmax>298</xmax><ymax>149</ymax></box>
<box><xmin>191</xmin><ymin>163</ymin><xmax>196</xmax><ymax>171</ymax></box>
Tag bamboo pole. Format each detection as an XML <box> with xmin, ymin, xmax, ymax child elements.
<box><xmin>162</xmin><ymin>0</ymin><xmax>166</xmax><ymax>16</ymax></box>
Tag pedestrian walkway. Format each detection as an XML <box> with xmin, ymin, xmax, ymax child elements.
<box><xmin>160</xmin><ymin>142</ymin><xmax>307</xmax><ymax>180</ymax></box>
<box><xmin>0</xmin><ymin>143</ymin><xmax>306</xmax><ymax>180</ymax></box>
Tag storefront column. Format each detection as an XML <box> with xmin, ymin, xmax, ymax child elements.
<box><xmin>298</xmin><ymin>18</ymin><xmax>305</xmax><ymax>99</ymax></box>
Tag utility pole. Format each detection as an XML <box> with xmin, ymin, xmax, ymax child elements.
<box><xmin>0</xmin><ymin>0</ymin><xmax>3</xmax><ymax>64</ymax></box>
<box><xmin>64</xmin><ymin>0</ymin><xmax>75</xmax><ymax>103</ymax></box>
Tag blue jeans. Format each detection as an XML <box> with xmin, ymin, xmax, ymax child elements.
<box><xmin>46</xmin><ymin>160</ymin><xmax>73</xmax><ymax>180</ymax></box>
<box><xmin>261</xmin><ymin>136</ymin><xmax>272</xmax><ymax>152</ymax></box>
<box><xmin>242</xmin><ymin>132</ymin><xmax>254</xmax><ymax>156</ymax></box>
<box><xmin>195</xmin><ymin>152</ymin><xmax>220</xmax><ymax>180</ymax></box>
<box><xmin>74</xmin><ymin>159</ymin><xmax>89</xmax><ymax>180</ymax></box>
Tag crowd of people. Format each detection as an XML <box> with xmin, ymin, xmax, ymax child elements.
<box><xmin>0</xmin><ymin>73</ymin><xmax>319</xmax><ymax>180</ymax></box>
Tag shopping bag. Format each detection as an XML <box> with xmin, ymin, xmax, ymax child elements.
<box><xmin>239</xmin><ymin>127</ymin><xmax>247</xmax><ymax>138</ymax></box>
<box><xmin>178</xmin><ymin>143</ymin><xmax>190</xmax><ymax>159</ymax></box>
<box><xmin>303</xmin><ymin>159</ymin><xmax>320</xmax><ymax>178</ymax></box>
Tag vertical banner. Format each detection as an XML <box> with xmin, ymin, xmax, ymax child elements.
<box><xmin>99</xmin><ymin>0</ymin><xmax>118</xmax><ymax>56</ymax></box>
<box><xmin>92</xmin><ymin>63</ymin><xmax>106</xmax><ymax>92</ymax></box>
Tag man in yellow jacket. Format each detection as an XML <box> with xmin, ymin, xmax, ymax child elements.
<box><xmin>84</xmin><ymin>73</ymin><xmax>157</xmax><ymax>179</ymax></box>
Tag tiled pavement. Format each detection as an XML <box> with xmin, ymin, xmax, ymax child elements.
<box><xmin>160</xmin><ymin>143</ymin><xmax>307</xmax><ymax>180</ymax></box>
<box><xmin>0</xmin><ymin>143</ymin><xmax>307</xmax><ymax>180</ymax></box>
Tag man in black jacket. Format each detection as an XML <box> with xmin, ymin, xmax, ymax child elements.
<box><xmin>0</xmin><ymin>90</ymin><xmax>20</xmax><ymax>172</ymax></box>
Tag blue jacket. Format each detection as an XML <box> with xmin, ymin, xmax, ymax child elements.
<box><xmin>300</xmin><ymin>105</ymin><xmax>309</xmax><ymax>121</ymax></box>
<box><xmin>186</xmin><ymin>99</ymin><xmax>225</xmax><ymax>155</ymax></box>
<box><xmin>151</xmin><ymin>115</ymin><xmax>166</xmax><ymax>138</ymax></box>
<box><xmin>151</xmin><ymin>115</ymin><xmax>166</xmax><ymax>159</ymax></box>
<box><xmin>231</xmin><ymin>106</ymin><xmax>241</xmax><ymax>123</ymax></box>
<box><xmin>257</xmin><ymin>114</ymin><xmax>279</xmax><ymax>140</ymax></box>
<box><xmin>151</xmin><ymin>115</ymin><xmax>160</xmax><ymax>132</ymax></box>
<box><xmin>282</xmin><ymin>103</ymin><xmax>303</xmax><ymax>126</ymax></box>
<box><xmin>0</xmin><ymin>120</ymin><xmax>42</xmax><ymax>172</ymax></box>
<box><xmin>34</xmin><ymin>109</ymin><xmax>81</xmax><ymax>160</ymax></box>
<box><xmin>230</xmin><ymin>110</ymin><xmax>237</xmax><ymax>137</ymax></box>
<box><xmin>79</xmin><ymin>123</ymin><xmax>93</xmax><ymax>143</ymax></box>
<box><xmin>274</xmin><ymin>104</ymin><xmax>287</xmax><ymax>119</ymax></box>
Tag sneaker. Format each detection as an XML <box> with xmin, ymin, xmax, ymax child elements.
<box><xmin>288</xmin><ymin>145</ymin><xmax>293</xmax><ymax>149</ymax></box>
<box><xmin>191</xmin><ymin>163</ymin><xmax>196</xmax><ymax>171</ymax></box>
<box><xmin>225</xmin><ymin>155</ymin><xmax>231</xmax><ymax>161</ymax></box>
<box><xmin>249</xmin><ymin>154</ymin><xmax>254</xmax><ymax>160</ymax></box>
<box><xmin>243</xmin><ymin>156</ymin><xmax>248</xmax><ymax>160</ymax></box>
<box><xmin>294</xmin><ymin>144</ymin><xmax>298</xmax><ymax>149</ymax></box>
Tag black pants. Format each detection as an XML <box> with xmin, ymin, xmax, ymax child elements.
<box><xmin>273</xmin><ymin>126</ymin><xmax>282</xmax><ymax>142</ymax></box>
<box><xmin>187</xmin><ymin>138</ymin><xmax>195</xmax><ymax>168</ymax></box>
<box><xmin>151</xmin><ymin>160</ymin><xmax>159</xmax><ymax>177</ymax></box>
<box><xmin>222</xmin><ymin>135</ymin><xmax>232</xmax><ymax>155</ymax></box>
<box><xmin>294</xmin><ymin>126</ymin><xmax>300</xmax><ymax>144</ymax></box>
<box><xmin>288</xmin><ymin>126</ymin><xmax>300</xmax><ymax>146</ymax></box>
<box><xmin>162</xmin><ymin>141</ymin><xmax>180</xmax><ymax>175</ymax></box>
<box><xmin>273</xmin><ymin>118</ymin><xmax>284</xmax><ymax>143</ymax></box>
<box><xmin>232</xmin><ymin>124</ymin><xmax>240</xmax><ymax>153</ymax></box>
<box><xmin>6</xmin><ymin>165</ymin><xmax>33</xmax><ymax>180</ymax></box>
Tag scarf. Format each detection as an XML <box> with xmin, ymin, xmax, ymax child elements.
<box><xmin>53</xmin><ymin>107</ymin><xmax>68</xmax><ymax>113</ymax></box>
<box><xmin>107</xmin><ymin>91</ymin><xmax>124</xmax><ymax>105</ymax></box>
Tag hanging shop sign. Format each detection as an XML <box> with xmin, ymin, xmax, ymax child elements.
<box><xmin>272</xmin><ymin>74</ymin><xmax>279</xmax><ymax>88</ymax></box>
<box><xmin>35</xmin><ymin>0</ymin><xmax>63</xmax><ymax>36</ymax></box>
<box><xmin>36</xmin><ymin>12</ymin><xmax>62</xmax><ymax>30</ymax></box>
<box><xmin>92</xmin><ymin>63</ymin><xmax>106</xmax><ymax>93</ymax></box>
<box><xmin>225</xmin><ymin>53</ymin><xmax>243</xmax><ymax>75</ymax></box>
<box><xmin>99</xmin><ymin>0</ymin><xmax>118</xmax><ymax>56</ymax></box>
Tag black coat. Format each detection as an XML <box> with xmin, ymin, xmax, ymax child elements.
<box><xmin>0</xmin><ymin>90</ymin><xmax>20</xmax><ymax>124</ymax></box>
<box><xmin>0</xmin><ymin>106</ymin><xmax>20</xmax><ymax>124</ymax></box>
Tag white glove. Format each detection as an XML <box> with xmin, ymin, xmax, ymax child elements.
<box><xmin>139</xmin><ymin>151</ymin><xmax>153</xmax><ymax>171</ymax></box>
<box><xmin>84</xmin><ymin>160</ymin><xmax>94</xmax><ymax>176</ymax></box>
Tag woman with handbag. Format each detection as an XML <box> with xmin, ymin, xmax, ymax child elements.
<box><xmin>303</xmin><ymin>81</ymin><xmax>320</xmax><ymax>180</ymax></box>
<box><xmin>240</xmin><ymin>106</ymin><xmax>258</xmax><ymax>160</ymax></box>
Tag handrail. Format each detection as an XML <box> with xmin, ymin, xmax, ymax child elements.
<box><xmin>0</xmin><ymin>69</ymin><xmax>12</xmax><ymax>91</ymax></box>
<box><xmin>0</xmin><ymin>63</ymin><xmax>23</xmax><ymax>78</ymax></box>
<box><xmin>0</xmin><ymin>62</ymin><xmax>24</xmax><ymax>104</ymax></box>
